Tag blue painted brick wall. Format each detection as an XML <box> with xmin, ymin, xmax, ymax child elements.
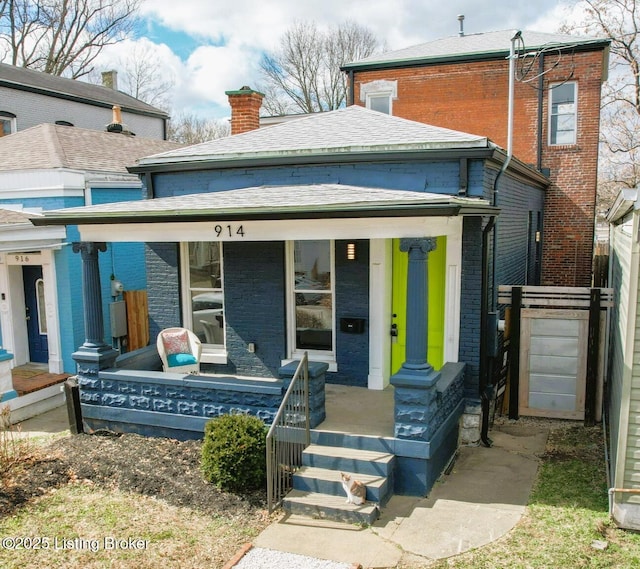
<box><xmin>146</xmin><ymin>243</ymin><xmax>181</xmax><ymax>339</ymax></box>
<box><xmin>152</xmin><ymin>160</ymin><xmax>485</xmax><ymax>198</ymax></box>
<box><xmin>333</xmin><ymin>239</ymin><xmax>369</xmax><ymax>387</ymax></box>
<box><xmin>460</xmin><ymin>217</ymin><xmax>483</xmax><ymax>397</ymax></box>
<box><xmin>213</xmin><ymin>241</ymin><xmax>286</xmax><ymax>377</ymax></box>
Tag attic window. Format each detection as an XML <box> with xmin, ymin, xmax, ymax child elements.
<box><xmin>360</xmin><ymin>80</ymin><xmax>397</xmax><ymax>115</ymax></box>
<box><xmin>0</xmin><ymin>111</ymin><xmax>16</xmax><ymax>137</ymax></box>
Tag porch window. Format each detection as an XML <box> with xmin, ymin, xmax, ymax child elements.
<box><xmin>182</xmin><ymin>242</ymin><xmax>225</xmax><ymax>353</ymax></box>
<box><xmin>288</xmin><ymin>240</ymin><xmax>335</xmax><ymax>358</ymax></box>
<box><xmin>549</xmin><ymin>82</ymin><xmax>577</xmax><ymax>145</ymax></box>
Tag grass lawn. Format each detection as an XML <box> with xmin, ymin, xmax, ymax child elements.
<box><xmin>3</xmin><ymin>419</ymin><xmax>640</xmax><ymax>568</ymax></box>
<box><xmin>422</xmin><ymin>424</ymin><xmax>640</xmax><ymax>569</ymax></box>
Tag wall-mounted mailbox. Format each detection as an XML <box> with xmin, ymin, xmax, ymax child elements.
<box><xmin>340</xmin><ymin>317</ymin><xmax>366</xmax><ymax>334</ymax></box>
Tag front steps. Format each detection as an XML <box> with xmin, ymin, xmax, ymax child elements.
<box><xmin>282</xmin><ymin>432</ymin><xmax>396</xmax><ymax>525</ymax></box>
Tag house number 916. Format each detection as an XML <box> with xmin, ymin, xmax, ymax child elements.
<box><xmin>214</xmin><ymin>224</ymin><xmax>245</xmax><ymax>238</ymax></box>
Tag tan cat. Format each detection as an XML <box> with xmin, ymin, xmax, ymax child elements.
<box><xmin>340</xmin><ymin>472</ymin><xmax>366</xmax><ymax>505</ymax></box>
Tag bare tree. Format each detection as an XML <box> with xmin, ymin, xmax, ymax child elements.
<box><xmin>561</xmin><ymin>0</ymin><xmax>640</xmax><ymax>216</ymax></box>
<box><xmin>166</xmin><ymin>112</ymin><xmax>230</xmax><ymax>145</ymax></box>
<box><xmin>259</xmin><ymin>20</ymin><xmax>383</xmax><ymax>115</ymax></box>
<box><xmin>0</xmin><ymin>0</ymin><xmax>140</xmax><ymax>79</ymax></box>
<box><xmin>112</xmin><ymin>42</ymin><xmax>174</xmax><ymax>110</ymax></box>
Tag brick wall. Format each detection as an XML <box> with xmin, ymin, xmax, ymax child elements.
<box><xmin>352</xmin><ymin>47</ymin><xmax>605</xmax><ymax>286</ymax></box>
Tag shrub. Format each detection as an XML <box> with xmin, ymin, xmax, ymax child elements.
<box><xmin>201</xmin><ymin>413</ymin><xmax>267</xmax><ymax>493</ymax></box>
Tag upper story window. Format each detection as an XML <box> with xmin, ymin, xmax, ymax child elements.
<box><xmin>360</xmin><ymin>80</ymin><xmax>398</xmax><ymax>115</ymax></box>
<box><xmin>549</xmin><ymin>82</ymin><xmax>577</xmax><ymax>145</ymax></box>
<box><xmin>181</xmin><ymin>242</ymin><xmax>225</xmax><ymax>360</ymax></box>
<box><xmin>0</xmin><ymin>112</ymin><xmax>16</xmax><ymax>137</ymax></box>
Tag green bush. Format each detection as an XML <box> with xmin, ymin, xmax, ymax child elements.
<box><xmin>201</xmin><ymin>413</ymin><xmax>268</xmax><ymax>493</ymax></box>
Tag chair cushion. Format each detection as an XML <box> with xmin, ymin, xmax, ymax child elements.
<box><xmin>162</xmin><ymin>330</ymin><xmax>190</xmax><ymax>356</ymax></box>
<box><xmin>167</xmin><ymin>353</ymin><xmax>198</xmax><ymax>367</ymax></box>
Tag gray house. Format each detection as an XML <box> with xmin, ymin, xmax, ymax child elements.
<box><xmin>0</xmin><ymin>63</ymin><xmax>168</xmax><ymax>139</ymax></box>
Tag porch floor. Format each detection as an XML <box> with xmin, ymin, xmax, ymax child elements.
<box><xmin>317</xmin><ymin>384</ymin><xmax>395</xmax><ymax>437</ymax></box>
<box><xmin>11</xmin><ymin>363</ymin><xmax>70</xmax><ymax>396</ymax></box>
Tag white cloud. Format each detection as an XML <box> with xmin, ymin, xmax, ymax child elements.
<box><xmin>102</xmin><ymin>0</ymin><xmax>581</xmax><ymax>119</ymax></box>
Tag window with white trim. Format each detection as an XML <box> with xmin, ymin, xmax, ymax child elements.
<box><xmin>288</xmin><ymin>240</ymin><xmax>335</xmax><ymax>359</ymax></box>
<box><xmin>549</xmin><ymin>82</ymin><xmax>577</xmax><ymax>145</ymax></box>
<box><xmin>0</xmin><ymin>112</ymin><xmax>16</xmax><ymax>137</ymax></box>
<box><xmin>360</xmin><ymin>80</ymin><xmax>397</xmax><ymax>115</ymax></box>
<box><xmin>181</xmin><ymin>242</ymin><xmax>225</xmax><ymax>353</ymax></box>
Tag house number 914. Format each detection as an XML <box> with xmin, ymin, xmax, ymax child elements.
<box><xmin>214</xmin><ymin>224</ymin><xmax>245</xmax><ymax>238</ymax></box>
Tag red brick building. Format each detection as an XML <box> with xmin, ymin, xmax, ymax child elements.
<box><xmin>342</xmin><ymin>30</ymin><xmax>610</xmax><ymax>286</ymax></box>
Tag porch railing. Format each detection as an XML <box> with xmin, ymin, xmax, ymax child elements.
<box><xmin>266</xmin><ymin>352</ymin><xmax>310</xmax><ymax>513</ymax></box>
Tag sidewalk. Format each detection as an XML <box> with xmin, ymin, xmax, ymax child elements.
<box><xmin>12</xmin><ymin>404</ymin><xmax>69</xmax><ymax>439</ymax></box>
<box><xmin>251</xmin><ymin>421</ymin><xmax>548</xmax><ymax>568</ymax></box>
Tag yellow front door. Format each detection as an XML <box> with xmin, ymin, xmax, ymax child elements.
<box><xmin>390</xmin><ymin>237</ymin><xmax>446</xmax><ymax>374</ymax></box>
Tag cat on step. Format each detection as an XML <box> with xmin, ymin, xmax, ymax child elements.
<box><xmin>340</xmin><ymin>472</ymin><xmax>366</xmax><ymax>505</ymax></box>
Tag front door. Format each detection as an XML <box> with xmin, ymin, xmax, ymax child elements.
<box><xmin>23</xmin><ymin>265</ymin><xmax>48</xmax><ymax>363</ymax></box>
<box><xmin>390</xmin><ymin>237</ymin><xmax>446</xmax><ymax>374</ymax></box>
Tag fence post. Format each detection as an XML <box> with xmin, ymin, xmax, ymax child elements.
<box><xmin>508</xmin><ymin>286</ymin><xmax>522</xmax><ymax>420</ymax></box>
<box><xmin>585</xmin><ymin>288</ymin><xmax>601</xmax><ymax>427</ymax></box>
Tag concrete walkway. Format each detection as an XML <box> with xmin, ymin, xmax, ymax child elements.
<box><xmin>253</xmin><ymin>421</ymin><xmax>548</xmax><ymax>568</ymax></box>
<box><xmin>11</xmin><ymin>403</ymin><xmax>70</xmax><ymax>439</ymax></box>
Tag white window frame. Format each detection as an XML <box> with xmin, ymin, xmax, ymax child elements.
<box><xmin>0</xmin><ymin>112</ymin><xmax>16</xmax><ymax>137</ymax></box>
<box><xmin>549</xmin><ymin>81</ymin><xmax>577</xmax><ymax>146</ymax></box>
<box><xmin>360</xmin><ymin>80</ymin><xmax>397</xmax><ymax>115</ymax></box>
<box><xmin>285</xmin><ymin>240</ymin><xmax>337</xmax><ymax>368</ymax></box>
<box><xmin>180</xmin><ymin>242</ymin><xmax>227</xmax><ymax>364</ymax></box>
<box><xmin>36</xmin><ymin>278</ymin><xmax>48</xmax><ymax>335</ymax></box>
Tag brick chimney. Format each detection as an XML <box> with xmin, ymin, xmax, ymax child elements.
<box><xmin>225</xmin><ymin>86</ymin><xmax>264</xmax><ymax>135</ymax></box>
<box><xmin>102</xmin><ymin>70</ymin><xmax>118</xmax><ymax>91</ymax></box>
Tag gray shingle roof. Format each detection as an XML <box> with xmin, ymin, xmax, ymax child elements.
<box><xmin>136</xmin><ymin>105</ymin><xmax>489</xmax><ymax>168</ymax></box>
<box><xmin>0</xmin><ymin>208</ymin><xmax>40</xmax><ymax>225</ymax></box>
<box><xmin>0</xmin><ymin>123</ymin><xmax>183</xmax><ymax>173</ymax></box>
<box><xmin>343</xmin><ymin>29</ymin><xmax>610</xmax><ymax>69</ymax></box>
<box><xmin>0</xmin><ymin>62</ymin><xmax>168</xmax><ymax>117</ymax></box>
<box><xmin>33</xmin><ymin>184</ymin><xmax>496</xmax><ymax>225</ymax></box>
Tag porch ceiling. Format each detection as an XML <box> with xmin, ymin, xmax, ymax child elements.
<box><xmin>31</xmin><ymin>184</ymin><xmax>498</xmax><ymax>227</ymax></box>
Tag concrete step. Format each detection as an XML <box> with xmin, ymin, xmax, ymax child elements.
<box><xmin>311</xmin><ymin>430</ymin><xmax>395</xmax><ymax>453</ymax></box>
<box><xmin>302</xmin><ymin>444</ymin><xmax>395</xmax><ymax>477</ymax></box>
<box><xmin>292</xmin><ymin>466</ymin><xmax>391</xmax><ymax>505</ymax></box>
<box><xmin>283</xmin><ymin>489</ymin><xmax>380</xmax><ymax>525</ymax></box>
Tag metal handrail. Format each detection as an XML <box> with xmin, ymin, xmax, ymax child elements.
<box><xmin>266</xmin><ymin>353</ymin><xmax>310</xmax><ymax>513</ymax></box>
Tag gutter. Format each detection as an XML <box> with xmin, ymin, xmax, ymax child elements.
<box><xmin>479</xmin><ymin>30</ymin><xmax>521</xmax><ymax>448</ymax></box>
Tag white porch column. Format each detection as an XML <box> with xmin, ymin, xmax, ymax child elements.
<box><xmin>368</xmin><ymin>239</ymin><xmax>392</xmax><ymax>390</ymax></box>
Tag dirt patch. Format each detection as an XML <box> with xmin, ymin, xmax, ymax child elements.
<box><xmin>1</xmin><ymin>431</ymin><xmax>267</xmax><ymax>520</ymax></box>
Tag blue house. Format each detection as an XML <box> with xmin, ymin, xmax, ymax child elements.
<box><xmin>0</xmin><ymin>123</ymin><xmax>180</xmax><ymax>421</ymax></box>
<box><xmin>33</xmin><ymin>100</ymin><xmax>547</xmax><ymax>513</ymax></box>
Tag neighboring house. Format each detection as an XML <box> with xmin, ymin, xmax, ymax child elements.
<box><xmin>0</xmin><ymin>123</ymin><xmax>181</xmax><ymax>420</ymax></box>
<box><xmin>605</xmin><ymin>188</ymin><xmax>640</xmax><ymax>530</ymax></box>
<box><xmin>0</xmin><ymin>63</ymin><xmax>168</xmax><ymax>139</ymax></box>
<box><xmin>34</xmin><ymin>94</ymin><xmax>548</xmax><ymax>502</ymax></box>
<box><xmin>342</xmin><ymin>29</ymin><xmax>610</xmax><ymax>288</ymax></box>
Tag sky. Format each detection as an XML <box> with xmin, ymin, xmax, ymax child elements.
<box><xmin>95</xmin><ymin>0</ymin><xmax>585</xmax><ymax>120</ymax></box>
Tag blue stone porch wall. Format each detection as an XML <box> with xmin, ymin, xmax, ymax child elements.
<box><xmin>77</xmin><ymin>358</ymin><xmax>330</xmax><ymax>440</ymax></box>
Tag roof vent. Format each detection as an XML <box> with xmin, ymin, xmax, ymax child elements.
<box><xmin>458</xmin><ymin>14</ymin><xmax>465</xmax><ymax>37</ymax></box>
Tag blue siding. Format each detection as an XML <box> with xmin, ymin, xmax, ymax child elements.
<box><xmin>0</xmin><ymin>196</ymin><xmax>85</xmax><ymax>210</ymax></box>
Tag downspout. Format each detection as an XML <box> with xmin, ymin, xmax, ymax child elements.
<box><xmin>347</xmin><ymin>70</ymin><xmax>355</xmax><ymax>107</ymax></box>
<box><xmin>480</xmin><ymin>30</ymin><xmax>520</xmax><ymax>447</ymax></box>
<box><xmin>536</xmin><ymin>52</ymin><xmax>545</xmax><ymax>172</ymax></box>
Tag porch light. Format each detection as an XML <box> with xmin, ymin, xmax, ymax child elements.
<box><xmin>347</xmin><ymin>242</ymin><xmax>357</xmax><ymax>261</ymax></box>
